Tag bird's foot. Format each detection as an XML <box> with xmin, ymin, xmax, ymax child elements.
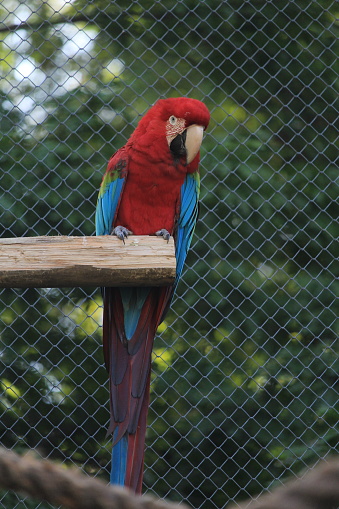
<box><xmin>155</xmin><ymin>229</ymin><xmax>171</xmax><ymax>242</ymax></box>
<box><xmin>112</xmin><ymin>225</ymin><xmax>133</xmax><ymax>244</ymax></box>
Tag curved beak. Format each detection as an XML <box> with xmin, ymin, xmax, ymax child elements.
<box><xmin>185</xmin><ymin>124</ymin><xmax>204</xmax><ymax>164</ymax></box>
<box><xmin>168</xmin><ymin>124</ymin><xmax>205</xmax><ymax>164</ymax></box>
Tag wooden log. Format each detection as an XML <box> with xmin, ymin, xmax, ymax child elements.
<box><xmin>0</xmin><ymin>236</ymin><xmax>176</xmax><ymax>288</ymax></box>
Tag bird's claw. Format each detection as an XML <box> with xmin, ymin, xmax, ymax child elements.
<box><xmin>155</xmin><ymin>229</ymin><xmax>171</xmax><ymax>243</ymax></box>
<box><xmin>112</xmin><ymin>225</ymin><xmax>133</xmax><ymax>244</ymax></box>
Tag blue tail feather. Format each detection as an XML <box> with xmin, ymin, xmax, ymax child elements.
<box><xmin>110</xmin><ymin>431</ymin><xmax>128</xmax><ymax>485</ymax></box>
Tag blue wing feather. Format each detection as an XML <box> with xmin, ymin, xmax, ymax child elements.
<box><xmin>96</xmin><ymin>178</ymin><xmax>125</xmax><ymax>235</ymax></box>
<box><xmin>121</xmin><ymin>287</ymin><xmax>149</xmax><ymax>340</ymax></box>
<box><xmin>95</xmin><ymin>152</ymin><xmax>128</xmax><ymax>236</ymax></box>
<box><xmin>175</xmin><ymin>171</ymin><xmax>200</xmax><ymax>285</ymax></box>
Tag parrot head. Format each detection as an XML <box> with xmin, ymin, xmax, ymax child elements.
<box><xmin>129</xmin><ymin>97</ymin><xmax>210</xmax><ymax>168</ymax></box>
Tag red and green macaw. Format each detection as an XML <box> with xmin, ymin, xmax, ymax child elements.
<box><xmin>95</xmin><ymin>97</ymin><xmax>210</xmax><ymax>493</ymax></box>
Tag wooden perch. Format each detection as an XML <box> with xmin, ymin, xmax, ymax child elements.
<box><xmin>0</xmin><ymin>236</ymin><xmax>176</xmax><ymax>288</ymax></box>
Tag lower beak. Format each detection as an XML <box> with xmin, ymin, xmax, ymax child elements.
<box><xmin>185</xmin><ymin>124</ymin><xmax>204</xmax><ymax>164</ymax></box>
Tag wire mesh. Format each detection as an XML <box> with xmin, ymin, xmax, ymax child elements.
<box><xmin>0</xmin><ymin>1</ymin><xmax>338</xmax><ymax>508</ymax></box>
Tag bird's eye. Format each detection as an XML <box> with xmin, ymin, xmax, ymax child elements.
<box><xmin>169</xmin><ymin>115</ymin><xmax>177</xmax><ymax>125</ymax></box>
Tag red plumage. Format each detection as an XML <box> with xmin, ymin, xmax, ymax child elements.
<box><xmin>96</xmin><ymin>97</ymin><xmax>210</xmax><ymax>493</ymax></box>
<box><xmin>114</xmin><ymin>98</ymin><xmax>208</xmax><ymax>235</ymax></box>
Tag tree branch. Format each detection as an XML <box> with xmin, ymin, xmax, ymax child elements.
<box><xmin>0</xmin><ymin>13</ymin><xmax>92</xmax><ymax>33</ymax></box>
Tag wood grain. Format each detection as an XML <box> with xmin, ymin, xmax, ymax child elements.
<box><xmin>0</xmin><ymin>236</ymin><xmax>176</xmax><ymax>288</ymax></box>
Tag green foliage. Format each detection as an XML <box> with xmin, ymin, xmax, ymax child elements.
<box><xmin>0</xmin><ymin>288</ymin><xmax>110</xmax><ymax>477</ymax></box>
<box><xmin>0</xmin><ymin>0</ymin><xmax>338</xmax><ymax>507</ymax></box>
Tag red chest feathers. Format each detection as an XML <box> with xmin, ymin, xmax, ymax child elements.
<box><xmin>115</xmin><ymin>161</ymin><xmax>185</xmax><ymax>235</ymax></box>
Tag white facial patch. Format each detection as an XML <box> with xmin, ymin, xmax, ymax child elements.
<box><xmin>166</xmin><ymin>117</ymin><xmax>186</xmax><ymax>143</ymax></box>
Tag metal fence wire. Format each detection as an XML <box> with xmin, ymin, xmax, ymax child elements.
<box><xmin>0</xmin><ymin>1</ymin><xmax>338</xmax><ymax>508</ymax></box>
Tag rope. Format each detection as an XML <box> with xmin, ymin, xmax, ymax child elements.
<box><xmin>229</xmin><ymin>457</ymin><xmax>339</xmax><ymax>509</ymax></box>
<box><xmin>0</xmin><ymin>447</ymin><xmax>189</xmax><ymax>509</ymax></box>
<box><xmin>0</xmin><ymin>447</ymin><xmax>338</xmax><ymax>509</ymax></box>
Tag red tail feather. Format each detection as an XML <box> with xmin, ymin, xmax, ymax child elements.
<box><xmin>125</xmin><ymin>371</ymin><xmax>151</xmax><ymax>493</ymax></box>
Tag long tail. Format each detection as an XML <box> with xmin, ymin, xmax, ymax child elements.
<box><xmin>110</xmin><ymin>370</ymin><xmax>150</xmax><ymax>492</ymax></box>
<box><xmin>103</xmin><ymin>286</ymin><xmax>171</xmax><ymax>493</ymax></box>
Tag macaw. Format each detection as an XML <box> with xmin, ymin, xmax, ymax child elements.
<box><xmin>95</xmin><ymin>97</ymin><xmax>210</xmax><ymax>493</ymax></box>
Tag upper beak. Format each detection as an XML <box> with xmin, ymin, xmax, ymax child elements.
<box><xmin>167</xmin><ymin>124</ymin><xmax>205</xmax><ymax>164</ymax></box>
<box><xmin>185</xmin><ymin>124</ymin><xmax>204</xmax><ymax>164</ymax></box>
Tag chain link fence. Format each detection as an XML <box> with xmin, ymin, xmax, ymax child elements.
<box><xmin>0</xmin><ymin>1</ymin><xmax>338</xmax><ymax>508</ymax></box>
